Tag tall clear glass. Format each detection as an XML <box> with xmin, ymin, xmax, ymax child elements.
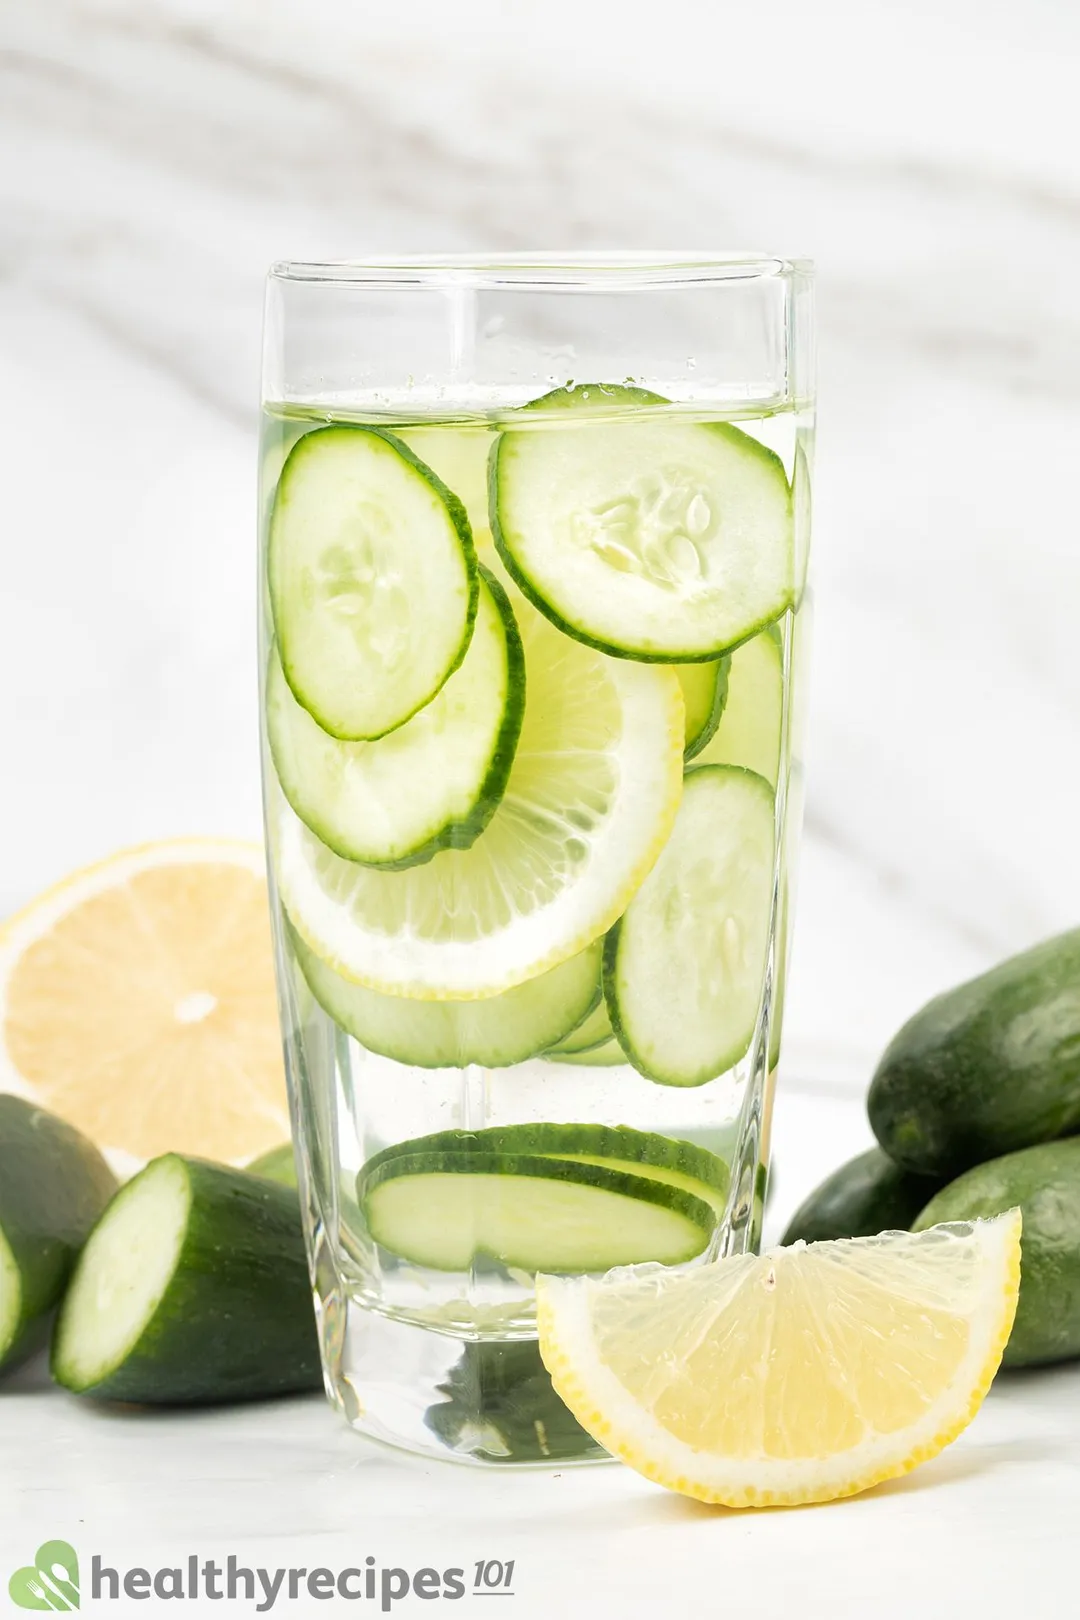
<box><xmin>259</xmin><ymin>255</ymin><xmax>814</xmax><ymax>1465</ymax></box>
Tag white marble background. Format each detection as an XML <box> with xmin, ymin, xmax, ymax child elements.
<box><xmin>3</xmin><ymin>0</ymin><xmax>1080</xmax><ymax>1218</ymax></box>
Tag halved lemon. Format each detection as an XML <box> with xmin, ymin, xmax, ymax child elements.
<box><xmin>0</xmin><ymin>840</ymin><xmax>289</xmax><ymax>1166</ymax></box>
<box><xmin>274</xmin><ymin>595</ymin><xmax>685</xmax><ymax>999</ymax></box>
<box><xmin>537</xmin><ymin>1213</ymin><xmax>1021</xmax><ymax>1507</ymax></box>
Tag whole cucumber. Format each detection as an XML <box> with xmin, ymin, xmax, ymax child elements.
<box><xmin>869</xmin><ymin>928</ymin><xmax>1080</xmax><ymax>1178</ymax></box>
<box><xmin>0</xmin><ymin>1094</ymin><xmax>117</xmax><ymax>1372</ymax></box>
<box><xmin>781</xmin><ymin>1148</ymin><xmax>944</xmax><ymax>1246</ymax></box>
<box><xmin>914</xmin><ymin>1137</ymin><xmax>1080</xmax><ymax>1367</ymax></box>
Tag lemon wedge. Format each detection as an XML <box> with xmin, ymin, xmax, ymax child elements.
<box><xmin>537</xmin><ymin>1213</ymin><xmax>1021</xmax><ymax>1507</ymax></box>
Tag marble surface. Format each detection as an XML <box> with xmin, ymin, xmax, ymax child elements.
<box><xmin>2</xmin><ymin>2</ymin><xmax>1080</xmax><ymax>1603</ymax></box>
<box><xmin>4</xmin><ymin>1347</ymin><xmax>1080</xmax><ymax>1620</ymax></box>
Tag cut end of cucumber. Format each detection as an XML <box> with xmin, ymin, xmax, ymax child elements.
<box><xmin>0</xmin><ymin>1227</ymin><xmax>21</xmax><ymax>1362</ymax></box>
<box><xmin>53</xmin><ymin>1156</ymin><xmax>190</xmax><ymax>1393</ymax></box>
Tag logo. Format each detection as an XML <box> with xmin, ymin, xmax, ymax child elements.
<box><xmin>9</xmin><ymin>1542</ymin><xmax>80</xmax><ymax>1611</ymax></box>
<box><xmin>7</xmin><ymin>1543</ymin><xmax>519</xmax><ymax>1610</ymax></box>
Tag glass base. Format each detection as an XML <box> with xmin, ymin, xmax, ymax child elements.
<box><xmin>323</xmin><ymin>1301</ymin><xmax>608</xmax><ymax>1467</ymax></box>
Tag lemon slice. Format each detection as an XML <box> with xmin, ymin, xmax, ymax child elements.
<box><xmin>274</xmin><ymin>598</ymin><xmax>684</xmax><ymax>999</ymax></box>
<box><xmin>0</xmin><ymin>841</ymin><xmax>289</xmax><ymax>1165</ymax></box>
<box><xmin>537</xmin><ymin>1213</ymin><xmax>1021</xmax><ymax>1507</ymax></box>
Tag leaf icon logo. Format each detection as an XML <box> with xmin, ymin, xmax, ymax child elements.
<box><xmin>8</xmin><ymin>1541</ymin><xmax>79</xmax><ymax>1610</ymax></box>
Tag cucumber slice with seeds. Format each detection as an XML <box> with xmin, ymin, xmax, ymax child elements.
<box><xmin>269</xmin><ymin>425</ymin><xmax>477</xmax><ymax>740</ymax></box>
<box><xmin>52</xmin><ymin>1155</ymin><xmax>321</xmax><ymax>1403</ymax></box>
<box><xmin>491</xmin><ymin>384</ymin><xmax>793</xmax><ymax>661</ymax></box>
<box><xmin>294</xmin><ymin>931</ymin><xmax>602</xmax><ymax>1069</ymax></box>
<box><xmin>359</xmin><ymin>1152</ymin><xmax>713</xmax><ymax>1273</ymax></box>
<box><xmin>605</xmin><ymin>766</ymin><xmax>776</xmax><ymax>1087</ymax></box>
<box><xmin>363</xmin><ymin>1124</ymin><xmax>729</xmax><ymax>1216</ymax></box>
<box><xmin>268</xmin><ymin>566</ymin><xmax>524</xmax><ymax>868</ymax></box>
<box><xmin>676</xmin><ymin>659</ymin><xmax>730</xmax><ymax>761</ymax></box>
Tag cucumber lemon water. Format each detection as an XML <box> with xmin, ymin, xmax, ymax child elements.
<box><xmin>260</xmin><ymin>383</ymin><xmax>804</xmax><ymax>1382</ymax></box>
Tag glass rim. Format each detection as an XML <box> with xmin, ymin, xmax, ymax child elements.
<box><xmin>268</xmin><ymin>252</ymin><xmax>813</xmax><ymax>290</ymax></box>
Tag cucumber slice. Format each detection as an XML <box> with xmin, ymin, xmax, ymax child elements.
<box><xmin>694</xmin><ymin>626</ymin><xmax>784</xmax><ymax>787</ymax></box>
<box><xmin>268</xmin><ymin>567</ymin><xmax>524</xmax><ymax>868</ymax></box>
<box><xmin>605</xmin><ymin>766</ymin><xmax>776</xmax><ymax>1087</ymax></box>
<box><xmin>0</xmin><ymin>1095</ymin><xmax>116</xmax><ymax>1373</ymax></box>
<box><xmin>676</xmin><ymin>659</ymin><xmax>730</xmax><ymax>761</ymax></box>
<box><xmin>52</xmin><ymin>1155</ymin><xmax>322</xmax><ymax>1403</ymax></box>
<box><xmin>364</xmin><ymin>1123</ymin><xmax>729</xmax><ymax>1216</ymax></box>
<box><xmin>359</xmin><ymin>1152</ymin><xmax>713</xmax><ymax>1272</ymax></box>
<box><xmin>294</xmin><ymin>931</ymin><xmax>602</xmax><ymax>1069</ymax></box>
<box><xmin>548</xmin><ymin>1038</ymin><xmax>626</xmax><ymax>1066</ymax></box>
<box><xmin>268</xmin><ymin>425</ymin><xmax>478</xmax><ymax>740</ymax></box>
<box><xmin>546</xmin><ymin>994</ymin><xmax>613</xmax><ymax>1055</ymax></box>
<box><xmin>491</xmin><ymin>384</ymin><xmax>793</xmax><ymax>661</ymax></box>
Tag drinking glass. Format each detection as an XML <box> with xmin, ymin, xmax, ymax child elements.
<box><xmin>259</xmin><ymin>254</ymin><xmax>814</xmax><ymax>1464</ymax></box>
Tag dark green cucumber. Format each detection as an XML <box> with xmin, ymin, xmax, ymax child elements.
<box><xmin>359</xmin><ymin>1150</ymin><xmax>714</xmax><ymax>1272</ymax></box>
<box><xmin>781</xmin><ymin>1148</ymin><xmax>945</xmax><ymax>1246</ymax></box>
<box><xmin>0</xmin><ymin>1095</ymin><xmax>116</xmax><ymax>1372</ymax></box>
<box><xmin>246</xmin><ymin>1143</ymin><xmax>298</xmax><ymax>1187</ymax></box>
<box><xmin>52</xmin><ymin>1155</ymin><xmax>322</xmax><ymax>1404</ymax></box>
<box><xmin>914</xmin><ymin>1138</ymin><xmax>1080</xmax><ymax>1368</ymax></box>
<box><xmin>869</xmin><ymin>928</ymin><xmax>1080</xmax><ymax>1177</ymax></box>
<box><xmin>362</xmin><ymin>1122</ymin><xmax>729</xmax><ymax>1215</ymax></box>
